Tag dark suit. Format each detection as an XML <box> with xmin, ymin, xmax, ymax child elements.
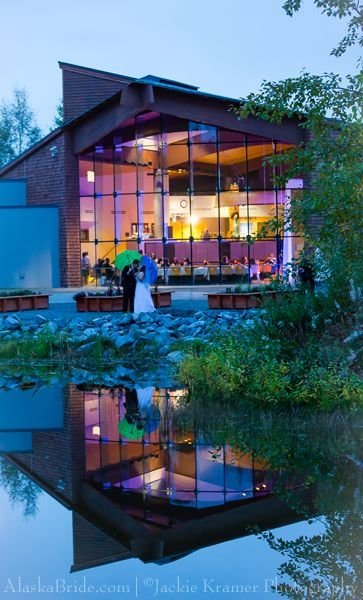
<box><xmin>121</xmin><ymin>266</ymin><xmax>137</xmax><ymax>312</ymax></box>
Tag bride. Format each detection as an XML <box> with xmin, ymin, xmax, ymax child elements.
<box><xmin>134</xmin><ymin>267</ymin><xmax>156</xmax><ymax>315</ymax></box>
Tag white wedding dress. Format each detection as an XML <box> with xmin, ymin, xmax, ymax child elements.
<box><xmin>134</xmin><ymin>281</ymin><xmax>156</xmax><ymax>315</ymax></box>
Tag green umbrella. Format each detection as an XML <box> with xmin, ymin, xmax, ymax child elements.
<box><xmin>114</xmin><ymin>250</ymin><xmax>141</xmax><ymax>272</ymax></box>
<box><xmin>118</xmin><ymin>418</ymin><xmax>144</xmax><ymax>440</ymax></box>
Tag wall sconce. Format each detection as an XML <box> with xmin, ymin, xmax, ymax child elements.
<box><xmin>49</xmin><ymin>145</ymin><xmax>59</xmax><ymax>158</ymax></box>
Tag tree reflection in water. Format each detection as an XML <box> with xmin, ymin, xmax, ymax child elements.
<box><xmin>0</xmin><ymin>458</ymin><xmax>41</xmax><ymax>517</ymax></box>
<box><xmin>177</xmin><ymin>404</ymin><xmax>362</xmax><ymax>599</ymax></box>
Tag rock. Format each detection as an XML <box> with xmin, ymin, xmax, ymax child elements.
<box><xmin>36</xmin><ymin>315</ymin><xmax>48</xmax><ymax>324</ymax></box>
<box><xmin>46</xmin><ymin>321</ymin><xmax>58</xmax><ymax>334</ymax></box>
<box><xmin>114</xmin><ymin>334</ymin><xmax>134</xmax><ymax>349</ymax></box>
<box><xmin>139</xmin><ymin>313</ymin><xmax>153</xmax><ymax>323</ymax></box>
<box><xmin>166</xmin><ymin>351</ymin><xmax>183</xmax><ymax>363</ymax></box>
<box><xmin>74</xmin><ymin>341</ymin><xmax>97</xmax><ymax>354</ymax></box>
<box><xmin>343</xmin><ymin>329</ymin><xmax>363</xmax><ymax>344</ymax></box>
<box><xmin>113</xmin><ymin>365</ymin><xmax>130</xmax><ymax>378</ymax></box>
<box><xmin>4</xmin><ymin>315</ymin><xmax>21</xmax><ymax>330</ymax></box>
<box><xmin>117</xmin><ymin>313</ymin><xmax>133</xmax><ymax>325</ymax></box>
<box><xmin>83</xmin><ymin>327</ymin><xmax>98</xmax><ymax>338</ymax></box>
<box><xmin>91</xmin><ymin>317</ymin><xmax>104</xmax><ymax>325</ymax></box>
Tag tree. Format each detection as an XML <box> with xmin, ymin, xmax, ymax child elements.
<box><xmin>50</xmin><ymin>99</ymin><xmax>64</xmax><ymax>131</ymax></box>
<box><xmin>0</xmin><ymin>87</ymin><xmax>42</xmax><ymax>168</ymax></box>
<box><xmin>282</xmin><ymin>0</ymin><xmax>363</xmax><ymax>57</ymax></box>
<box><xmin>234</xmin><ymin>70</ymin><xmax>362</xmax><ymax>290</ymax></box>
<box><xmin>0</xmin><ymin>458</ymin><xmax>41</xmax><ymax>517</ymax></box>
<box><xmin>231</xmin><ymin>1</ymin><xmax>363</xmax><ymax>294</ymax></box>
<box><xmin>0</xmin><ymin>104</ymin><xmax>15</xmax><ymax>166</ymax></box>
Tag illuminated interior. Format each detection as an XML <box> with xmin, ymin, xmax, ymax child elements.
<box><xmin>79</xmin><ymin>113</ymin><xmax>303</xmax><ymax>284</ymax></box>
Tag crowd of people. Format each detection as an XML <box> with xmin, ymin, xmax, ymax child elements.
<box><xmin>81</xmin><ymin>250</ymin><xmax>281</xmax><ymax>286</ymax></box>
<box><xmin>81</xmin><ymin>253</ymin><xmax>116</xmax><ymax>286</ymax></box>
<box><xmin>80</xmin><ymin>247</ymin><xmax>318</xmax><ymax>317</ymax></box>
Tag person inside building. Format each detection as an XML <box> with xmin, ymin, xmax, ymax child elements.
<box><xmin>103</xmin><ymin>258</ymin><xmax>115</xmax><ymax>283</ymax></box>
<box><xmin>264</xmin><ymin>252</ymin><xmax>277</xmax><ymax>275</ymax></box>
<box><xmin>264</xmin><ymin>252</ymin><xmax>276</xmax><ymax>265</ymax></box>
<box><xmin>81</xmin><ymin>252</ymin><xmax>91</xmax><ymax>285</ymax></box>
<box><xmin>94</xmin><ymin>258</ymin><xmax>104</xmax><ymax>284</ymax></box>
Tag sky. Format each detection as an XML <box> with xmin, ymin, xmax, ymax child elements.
<box><xmin>0</xmin><ymin>0</ymin><xmax>359</xmax><ymax>131</ymax></box>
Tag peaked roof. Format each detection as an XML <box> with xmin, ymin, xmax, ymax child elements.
<box><xmin>0</xmin><ymin>62</ymin><xmax>304</xmax><ymax>175</ymax></box>
<box><xmin>59</xmin><ymin>61</ymin><xmax>136</xmax><ymax>84</ymax></box>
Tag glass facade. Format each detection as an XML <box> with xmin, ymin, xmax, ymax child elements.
<box><xmin>79</xmin><ymin>113</ymin><xmax>303</xmax><ymax>285</ymax></box>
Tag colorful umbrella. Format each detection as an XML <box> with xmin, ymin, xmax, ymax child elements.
<box><xmin>141</xmin><ymin>255</ymin><xmax>158</xmax><ymax>284</ymax></box>
<box><xmin>136</xmin><ymin>387</ymin><xmax>160</xmax><ymax>433</ymax></box>
<box><xmin>118</xmin><ymin>418</ymin><xmax>144</xmax><ymax>440</ymax></box>
<box><xmin>114</xmin><ymin>250</ymin><xmax>141</xmax><ymax>272</ymax></box>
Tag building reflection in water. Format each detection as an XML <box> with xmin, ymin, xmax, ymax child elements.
<box><xmin>2</xmin><ymin>384</ymin><xmax>310</xmax><ymax>569</ymax></box>
<box><xmin>85</xmin><ymin>387</ymin><xmax>274</xmax><ymax>521</ymax></box>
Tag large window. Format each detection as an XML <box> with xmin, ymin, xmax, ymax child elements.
<box><xmin>79</xmin><ymin>114</ymin><xmax>301</xmax><ymax>285</ymax></box>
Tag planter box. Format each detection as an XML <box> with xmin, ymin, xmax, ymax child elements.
<box><xmin>207</xmin><ymin>291</ymin><xmax>285</xmax><ymax>310</ymax></box>
<box><xmin>0</xmin><ymin>294</ymin><xmax>49</xmax><ymax>313</ymax></box>
<box><xmin>152</xmin><ymin>291</ymin><xmax>172</xmax><ymax>308</ymax></box>
<box><xmin>76</xmin><ymin>291</ymin><xmax>172</xmax><ymax>312</ymax></box>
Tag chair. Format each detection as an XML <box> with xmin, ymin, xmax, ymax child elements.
<box><xmin>169</xmin><ymin>266</ymin><xmax>181</xmax><ymax>285</ymax></box>
<box><xmin>260</xmin><ymin>264</ymin><xmax>272</xmax><ymax>280</ymax></box>
<box><xmin>221</xmin><ymin>266</ymin><xmax>233</xmax><ymax>281</ymax></box>
<box><xmin>208</xmin><ymin>265</ymin><xmax>219</xmax><ymax>283</ymax></box>
<box><xmin>234</xmin><ymin>266</ymin><xmax>248</xmax><ymax>283</ymax></box>
<box><xmin>183</xmin><ymin>266</ymin><xmax>192</xmax><ymax>284</ymax></box>
<box><xmin>193</xmin><ymin>265</ymin><xmax>207</xmax><ymax>284</ymax></box>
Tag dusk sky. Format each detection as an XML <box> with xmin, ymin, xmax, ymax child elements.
<box><xmin>0</xmin><ymin>0</ymin><xmax>359</xmax><ymax>131</ymax></box>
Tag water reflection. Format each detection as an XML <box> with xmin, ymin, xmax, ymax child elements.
<box><xmin>0</xmin><ymin>381</ymin><xmax>361</xmax><ymax>594</ymax></box>
<box><xmin>85</xmin><ymin>387</ymin><xmax>279</xmax><ymax>513</ymax></box>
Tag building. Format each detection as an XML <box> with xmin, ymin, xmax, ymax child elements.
<box><xmin>0</xmin><ymin>63</ymin><xmax>305</xmax><ymax>288</ymax></box>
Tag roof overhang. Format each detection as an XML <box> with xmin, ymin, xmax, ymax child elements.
<box><xmin>70</xmin><ymin>81</ymin><xmax>305</xmax><ymax>154</ymax></box>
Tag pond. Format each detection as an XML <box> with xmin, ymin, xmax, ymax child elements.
<box><xmin>0</xmin><ymin>378</ymin><xmax>361</xmax><ymax>599</ymax></box>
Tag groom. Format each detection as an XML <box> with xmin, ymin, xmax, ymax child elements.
<box><xmin>121</xmin><ymin>259</ymin><xmax>139</xmax><ymax>312</ymax></box>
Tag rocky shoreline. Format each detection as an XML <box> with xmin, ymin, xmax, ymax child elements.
<box><xmin>0</xmin><ymin>309</ymin><xmax>260</xmax><ymax>389</ymax></box>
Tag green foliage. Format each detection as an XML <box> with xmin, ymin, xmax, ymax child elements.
<box><xmin>0</xmin><ymin>458</ymin><xmax>41</xmax><ymax>517</ymax></box>
<box><xmin>232</xmin><ymin>70</ymin><xmax>363</xmax><ymax>294</ymax></box>
<box><xmin>50</xmin><ymin>100</ymin><xmax>63</xmax><ymax>131</ymax></box>
<box><xmin>282</xmin><ymin>0</ymin><xmax>363</xmax><ymax>57</ymax></box>
<box><xmin>179</xmin><ymin>290</ymin><xmax>363</xmax><ymax>410</ymax></box>
<box><xmin>0</xmin><ymin>327</ymin><xmax>160</xmax><ymax>372</ymax></box>
<box><xmin>0</xmin><ymin>289</ymin><xmax>35</xmax><ymax>297</ymax></box>
<box><xmin>0</xmin><ymin>87</ymin><xmax>42</xmax><ymax>168</ymax></box>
